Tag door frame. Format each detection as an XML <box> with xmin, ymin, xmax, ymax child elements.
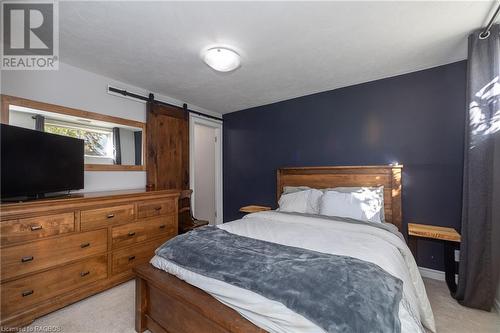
<box><xmin>189</xmin><ymin>114</ymin><xmax>223</xmax><ymax>225</ymax></box>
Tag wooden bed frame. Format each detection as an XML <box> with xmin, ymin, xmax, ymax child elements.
<box><xmin>134</xmin><ymin>165</ymin><xmax>403</xmax><ymax>333</ymax></box>
<box><xmin>276</xmin><ymin>165</ymin><xmax>403</xmax><ymax>230</ymax></box>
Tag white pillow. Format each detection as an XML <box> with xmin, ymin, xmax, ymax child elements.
<box><xmin>326</xmin><ymin>186</ymin><xmax>385</xmax><ymax>222</ymax></box>
<box><xmin>278</xmin><ymin>189</ymin><xmax>323</xmax><ymax>214</ymax></box>
<box><xmin>306</xmin><ymin>189</ymin><xmax>323</xmax><ymax>214</ymax></box>
<box><xmin>319</xmin><ymin>187</ymin><xmax>384</xmax><ymax>223</ymax></box>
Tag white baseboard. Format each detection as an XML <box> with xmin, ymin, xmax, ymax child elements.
<box><xmin>418</xmin><ymin>267</ymin><xmax>445</xmax><ymax>281</ymax></box>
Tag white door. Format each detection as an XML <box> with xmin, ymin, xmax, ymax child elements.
<box><xmin>190</xmin><ymin>115</ymin><xmax>223</xmax><ymax>225</ymax></box>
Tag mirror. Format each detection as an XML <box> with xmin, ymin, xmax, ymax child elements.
<box><xmin>1</xmin><ymin>95</ymin><xmax>146</xmax><ymax>171</ymax></box>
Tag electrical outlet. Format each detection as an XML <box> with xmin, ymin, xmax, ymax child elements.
<box><xmin>455</xmin><ymin>249</ymin><xmax>460</xmax><ymax>262</ymax></box>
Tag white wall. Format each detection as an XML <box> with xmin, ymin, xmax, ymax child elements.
<box><xmin>1</xmin><ymin>62</ymin><xmax>220</xmax><ymax>192</ymax></box>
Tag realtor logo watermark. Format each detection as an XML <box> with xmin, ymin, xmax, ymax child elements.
<box><xmin>1</xmin><ymin>1</ymin><xmax>59</xmax><ymax>70</ymax></box>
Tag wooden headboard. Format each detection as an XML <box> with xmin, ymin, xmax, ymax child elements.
<box><xmin>277</xmin><ymin>165</ymin><xmax>403</xmax><ymax>231</ymax></box>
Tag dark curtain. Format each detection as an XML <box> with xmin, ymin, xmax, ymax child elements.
<box><xmin>34</xmin><ymin>115</ymin><xmax>44</xmax><ymax>131</ymax></box>
<box><xmin>455</xmin><ymin>24</ymin><xmax>499</xmax><ymax>310</ymax></box>
<box><xmin>113</xmin><ymin>127</ymin><xmax>122</xmax><ymax>165</ymax></box>
<box><xmin>134</xmin><ymin>131</ymin><xmax>142</xmax><ymax>166</ymax></box>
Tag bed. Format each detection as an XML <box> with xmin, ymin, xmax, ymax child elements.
<box><xmin>134</xmin><ymin>165</ymin><xmax>436</xmax><ymax>333</ymax></box>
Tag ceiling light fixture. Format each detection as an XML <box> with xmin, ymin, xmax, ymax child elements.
<box><xmin>203</xmin><ymin>47</ymin><xmax>240</xmax><ymax>72</ymax></box>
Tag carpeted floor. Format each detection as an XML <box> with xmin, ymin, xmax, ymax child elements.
<box><xmin>27</xmin><ymin>278</ymin><xmax>500</xmax><ymax>333</ymax></box>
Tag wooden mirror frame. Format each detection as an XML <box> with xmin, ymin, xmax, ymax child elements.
<box><xmin>1</xmin><ymin>94</ymin><xmax>147</xmax><ymax>172</ymax></box>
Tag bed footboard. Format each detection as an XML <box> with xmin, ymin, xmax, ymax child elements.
<box><xmin>134</xmin><ymin>264</ymin><xmax>265</xmax><ymax>333</ymax></box>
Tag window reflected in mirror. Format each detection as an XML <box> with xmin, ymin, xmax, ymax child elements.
<box><xmin>8</xmin><ymin>104</ymin><xmax>143</xmax><ymax>167</ymax></box>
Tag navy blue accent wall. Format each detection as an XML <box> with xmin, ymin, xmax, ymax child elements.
<box><xmin>223</xmin><ymin>61</ymin><xmax>466</xmax><ymax>270</ymax></box>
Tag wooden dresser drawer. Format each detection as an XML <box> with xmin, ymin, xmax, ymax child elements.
<box><xmin>1</xmin><ymin>229</ymin><xmax>107</xmax><ymax>281</ymax></box>
<box><xmin>137</xmin><ymin>199</ymin><xmax>176</xmax><ymax>219</ymax></box>
<box><xmin>111</xmin><ymin>215</ymin><xmax>176</xmax><ymax>249</ymax></box>
<box><xmin>112</xmin><ymin>238</ymin><xmax>167</xmax><ymax>275</ymax></box>
<box><xmin>1</xmin><ymin>255</ymin><xmax>107</xmax><ymax>316</ymax></box>
<box><xmin>81</xmin><ymin>204</ymin><xmax>135</xmax><ymax>231</ymax></box>
<box><xmin>1</xmin><ymin>213</ymin><xmax>75</xmax><ymax>247</ymax></box>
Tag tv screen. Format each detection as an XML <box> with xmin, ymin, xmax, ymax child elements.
<box><xmin>1</xmin><ymin>124</ymin><xmax>84</xmax><ymax>199</ymax></box>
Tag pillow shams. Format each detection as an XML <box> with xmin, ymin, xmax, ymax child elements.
<box><xmin>322</xmin><ymin>186</ymin><xmax>385</xmax><ymax>222</ymax></box>
<box><xmin>278</xmin><ymin>189</ymin><xmax>323</xmax><ymax>214</ymax></box>
<box><xmin>319</xmin><ymin>186</ymin><xmax>384</xmax><ymax>223</ymax></box>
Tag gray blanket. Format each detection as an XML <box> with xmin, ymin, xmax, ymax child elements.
<box><xmin>156</xmin><ymin>226</ymin><xmax>403</xmax><ymax>333</ymax></box>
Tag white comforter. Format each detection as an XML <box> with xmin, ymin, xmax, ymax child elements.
<box><xmin>150</xmin><ymin>211</ymin><xmax>436</xmax><ymax>333</ymax></box>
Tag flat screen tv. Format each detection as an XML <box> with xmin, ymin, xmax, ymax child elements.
<box><xmin>1</xmin><ymin>124</ymin><xmax>84</xmax><ymax>199</ymax></box>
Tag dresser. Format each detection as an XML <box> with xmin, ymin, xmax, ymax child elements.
<box><xmin>0</xmin><ymin>189</ymin><xmax>180</xmax><ymax>328</ymax></box>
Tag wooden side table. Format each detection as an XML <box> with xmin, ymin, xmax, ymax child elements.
<box><xmin>408</xmin><ymin>223</ymin><xmax>461</xmax><ymax>293</ymax></box>
<box><xmin>239</xmin><ymin>205</ymin><xmax>272</xmax><ymax>213</ymax></box>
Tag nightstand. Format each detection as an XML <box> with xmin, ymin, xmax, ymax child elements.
<box><xmin>408</xmin><ymin>223</ymin><xmax>461</xmax><ymax>293</ymax></box>
<box><xmin>239</xmin><ymin>205</ymin><xmax>272</xmax><ymax>213</ymax></box>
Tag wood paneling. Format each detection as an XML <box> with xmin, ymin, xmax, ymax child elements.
<box><xmin>1</xmin><ymin>229</ymin><xmax>107</xmax><ymax>281</ymax></box>
<box><xmin>134</xmin><ymin>264</ymin><xmax>265</xmax><ymax>333</ymax></box>
<box><xmin>146</xmin><ymin>102</ymin><xmax>189</xmax><ymax>190</ymax></box>
<box><xmin>112</xmin><ymin>238</ymin><xmax>167</xmax><ymax>275</ymax></box>
<box><xmin>178</xmin><ymin>189</ymin><xmax>209</xmax><ymax>234</ymax></box>
<box><xmin>84</xmin><ymin>164</ymin><xmax>145</xmax><ymax>172</ymax></box>
<box><xmin>1</xmin><ymin>255</ymin><xmax>107</xmax><ymax>316</ymax></box>
<box><xmin>2</xmin><ymin>271</ymin><xmax>133</xmax><ymax>328</ymax></box>
<box><xmin>0</xmin><ymin>189</ymin><xmax>179</xmax><ymax>220</ymax></box>
<box><xmin>408</xmin><ymin>223</ymin><xmax>461</xmax><ymax>242</ymax></box>
<box><xmin>1</xmin><ymin>95</ymin><xmax>144</xmax><ymax>128</ymax></box>
<box><xmin>1</xmin><ymin>213</ymin><xmax>75</xmax><ymax>246</ymax></box>
<box><xmin>137</xmin><ymin>199</ymin><xmax>176</xmax><ymax>218</ymax></box>
<box><xmin>111</xmin><ymin>216</ymin><xmax>176</xmax><ymax>249</ymax></box>
<box><xmin>276</xmin><ymin>165</ymin><xmax>403</xmax><ymax>231</ymax></box>
<box><xmin>80</xmin><ymin>204</ymin><xmax>135</xmax><ymax>231</ymax></box>
<box><xmin>135</xmin><ymin>275</ymin><xmax>148</xmax><ymax>333</ymax></box>
<box><xmin>239</xmin><ymin>205</ymin><xmax>272</xmax><ymax>213</ymax></box>
<box><xmin>0</xmin><ymin>189</ymin><xmax>180</xmax><ymax>329</ymax></box>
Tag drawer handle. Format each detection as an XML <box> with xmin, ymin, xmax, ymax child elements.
<box><xmin>128</xmin><ymin>255</ymin><xmax>136</xmax><ymax>261</ymax></box>
<box><xmin>154</xmin><ymin>207</ymin><xmax>162</xmax><ymax>211</ymax></box>
<box><xmin>22</xmin><ymin>290</ymin><xmax>34</xmax><ymax>297</ymax></box>
<box><xmin>107</xmin><ymin>214</ymin><xmax>115</xmax><ymax>219</ymax></box>
<box><xmin>128</xmin><ymin>231</ymin><xmax>136</xmax><ymax>237</ymax></box>
<box><xmin>30</xmin><ymin>225</ymin><xmax>43</xmax><ymax>231</ymax></box>
<box><xmin>80</xmin><ymin>271</ymin><xmax>90</xmax><ymax>277</ymax></box>
<box><xmin>21</xmin><ymin>256</ymin><xmax>34</xmax><ymax>263</ymax></box>
<box><xmin>159</xmin><ymin>224</ymin><xmax>166</xmax><ymax>229</ymax></box>
<box><xmin>80</xmin><ymin>242</ymin><xmax>90</xmax><ymax>248</ymax></box>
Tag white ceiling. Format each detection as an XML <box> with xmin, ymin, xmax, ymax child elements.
<box><xmin>60</xmin><ymin>1</ymin><xmax>496</xmax><ymax>114</ymax></box>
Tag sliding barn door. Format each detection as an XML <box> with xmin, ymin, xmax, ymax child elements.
<box><xmin>146</xmin><ymin>102</ymin><xmax>189</xmax><ymax>190</ymax></box>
